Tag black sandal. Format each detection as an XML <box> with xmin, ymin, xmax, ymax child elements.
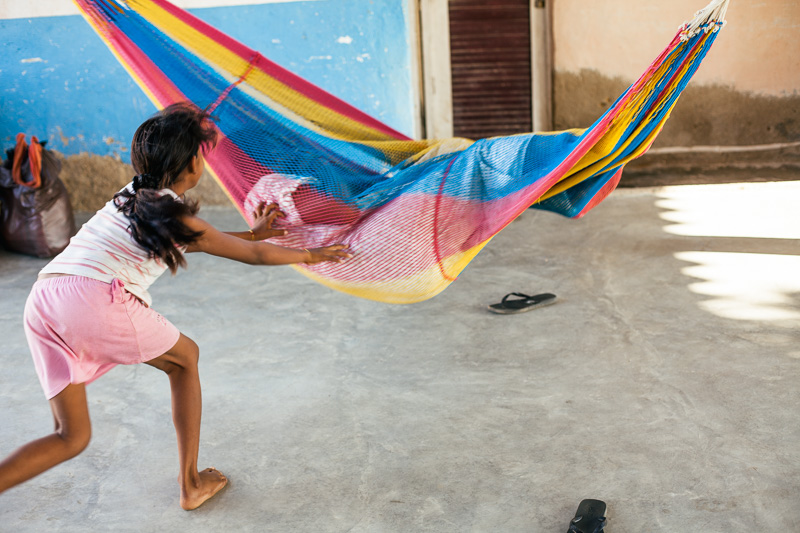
<box><xmin>487</xmin><ymin>292</ymin><xmax>556</xmax><ymax>314</ymax></box>
<box><xmin>567</xmin><ymin>499</ymin><xmax>607</xmax><ymax>533</ymax></box>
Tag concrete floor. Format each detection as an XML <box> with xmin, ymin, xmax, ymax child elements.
<box><xmin>1</xmin><ymin>180</ymin><xmax>798</xmax><ymax>532</ymax></box>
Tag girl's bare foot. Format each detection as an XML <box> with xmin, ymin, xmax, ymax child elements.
<box><xmin>180</xmin><ymin>467</ymin><xmax>228</xmax><ymax>510</ymax></box>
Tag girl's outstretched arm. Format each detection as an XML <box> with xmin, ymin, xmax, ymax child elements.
<box><xmin>183</xmin><ymin>215</ymin><xmax>351</xmax><ymax>265</ymax></box>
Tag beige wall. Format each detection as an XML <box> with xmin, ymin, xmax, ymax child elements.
<box><xmin>554</xmin><ymin>0</ymin><xmax>799</xmax><ymax>97</ymax></box>
<box><xmin>551</xmin><ymin>0</ymin><xmax>800</xmax><ymax>149</ymax></box>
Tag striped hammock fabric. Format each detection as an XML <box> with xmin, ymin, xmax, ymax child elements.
<box><xmin>73</xmin><ymin>0</ymin><xmax>729</xmax><ymax>303</ymax></box>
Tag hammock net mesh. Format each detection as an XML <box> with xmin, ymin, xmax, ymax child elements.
<box><xmin>73</xmin><ymin>0</ymin><xmax>728</xmax><ymax>303</ymax></box>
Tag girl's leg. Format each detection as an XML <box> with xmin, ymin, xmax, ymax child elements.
<box><xmin>145</xmin><ymin>333</ymin><xmax>227</xmax><ymax>510</ymax></box>
<box><xmin>0</xmin><ymin>383</ymin><xmax>91</xmax><ymax>493</ymax></box>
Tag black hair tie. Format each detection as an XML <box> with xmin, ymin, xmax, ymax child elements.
<box><xmin>132</xmin><ymin>173</ymin><xmax>159</xmax><ymax>191</ymax></box>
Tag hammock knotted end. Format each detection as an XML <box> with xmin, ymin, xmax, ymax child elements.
<box><xmin>679</xmin><ymin>0</ymin><xmax>730</xmax><ymax>42</ymax></box>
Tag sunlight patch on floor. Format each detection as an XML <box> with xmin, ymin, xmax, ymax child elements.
<box><xmin>656</xmin><ymin>181</ymin><xmax>800</xmax><ymax>240</ymax></box>
<box><xmin>656</xmin><ymin>181</ymin><xmax>800</xmax><ymax>323</ymax></box>
<box><xmin>674</xmin><ymin>251</ymin><xmax>800</xmax><ymax>321</ymax></box>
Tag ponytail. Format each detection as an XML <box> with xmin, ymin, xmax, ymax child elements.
<box><xmin>114</xmin><ymin>184</ymin><xmax>202</xmax><ymax>273</ymax></box>
<box><xmin>116</xmin><ymin>102</ymin><xmax>217</xmax><ymax>273</ymax></box>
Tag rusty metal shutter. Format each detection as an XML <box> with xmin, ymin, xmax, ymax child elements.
<box><xmin>448</xmin><ymin>0</ymin><xmax>532</xmax><ymax>140</ymax></box>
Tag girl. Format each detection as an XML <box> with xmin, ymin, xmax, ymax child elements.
<box><xmin>0</xmin><ymin>103</ymin><xmax>351</xmax><ymax>510</ymax></box>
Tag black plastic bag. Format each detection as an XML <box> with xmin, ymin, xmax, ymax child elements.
<box><xmin>0</xmin><ymin>134</ymin><xmax>76</xmax><ymax>258</ymax></box>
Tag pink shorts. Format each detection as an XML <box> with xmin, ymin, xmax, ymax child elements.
<box><xmin>24</xmin><ymin>276</ymin><xmax>181</xmax><ymax>399</ymax></box>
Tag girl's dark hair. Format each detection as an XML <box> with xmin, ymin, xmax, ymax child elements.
<box><xmin>114</xmin><ymin>102</ymin><xmax>218</xmax><ymax>273</ymax></box>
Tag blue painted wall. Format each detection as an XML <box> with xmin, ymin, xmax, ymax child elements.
<box><xmin>0</xmin><ymin>1</ymin><xmax>417</xmax><ymax>161</ymax></box>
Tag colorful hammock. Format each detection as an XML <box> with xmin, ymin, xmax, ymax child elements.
<box><xmin>73</xmin><ymin>0</ymin><xmax>729</xmax><ymax>303</ymax></box>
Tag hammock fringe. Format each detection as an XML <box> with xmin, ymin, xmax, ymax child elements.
<box><xmin>681</xmin><ymin>0</ymin><xmax>730</xmax><ymax>41</ymax></box>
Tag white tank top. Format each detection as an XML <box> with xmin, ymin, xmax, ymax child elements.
<box><xmin>40</xmin><ymin>184</ymin><xmax>185</xmax><ymax>306</ymax></box>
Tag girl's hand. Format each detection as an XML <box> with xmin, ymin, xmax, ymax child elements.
<box><xmin>251</xmin><ymin>202</ymin><xmax>287</xmax><ymax>239</ymax></box>
<box><xmin>303</xmin><ymin>245</ymin><xmax>353</xmax><ymax>264</ymax></box>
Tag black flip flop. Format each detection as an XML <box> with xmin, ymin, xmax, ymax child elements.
<box><xmin>487</xmin><ymin>292</ymin><xmax>556</xmax><ymax>314</ymax></box>
<box><xmin>567</xmin><ymin>499</ymin><xmax>607</xmax><ymax>533</ymax></box>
